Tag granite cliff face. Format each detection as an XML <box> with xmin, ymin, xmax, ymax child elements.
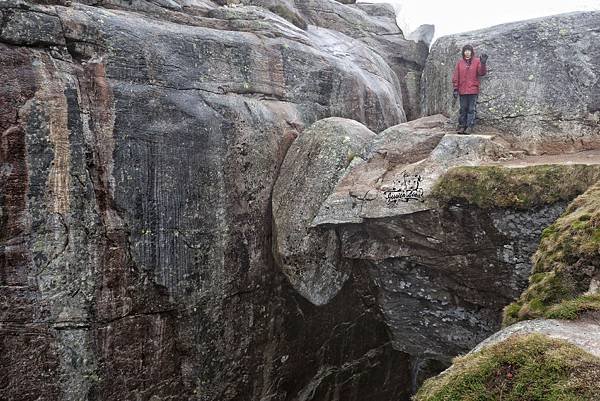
<box><xmin>0</xmin><ymin>0</ymin><xmax>423</xmax><ymax>400</ymax></box>
<box><xmin>2</xmin><ymin>1</ymin><xmax>600</xmax><ymax>400</ymax></box>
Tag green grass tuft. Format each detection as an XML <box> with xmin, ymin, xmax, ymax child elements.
<box><xmin>414</xmin><ymin>334</ymin><xmax>600</xmax><ymax>401</ymax></box>
<box><xmin>545</xmin><ymin>294</ymin><xmax>600</xmax><ymax>320</ymax></box>
<box><xmin>432</xmin><ymin>164</ymin><xmax>600</xmax><ymax>209</ymax></box>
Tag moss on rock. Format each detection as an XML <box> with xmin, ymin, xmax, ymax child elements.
<box><xmin>414</xmin><ymin>333</ymin><xmax>600</xmax><ymax>401</ymax></box>
<box><xmin>503</xmin><ymin>181</ymin><xmax>600</xmax><ymax>325</ymax></box>
<box><xmin>432</xmin><ymin>164</ymin><xmax>600</xmax><ymax>209</ymax></box>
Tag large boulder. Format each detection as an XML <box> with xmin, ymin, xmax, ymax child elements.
<box><xmin>407</xmin><ymin>24</ymin><xmax>435</xmax><ymax>47</ymax></box>
<box><xmin>422</xmin><ymin>11</ymin><xmax>600</xmax><ymax>154</ymax></box>
<box><xmin>272</xmin><ymin>117</ymin><xmax>376</xmax><ymax>305</ymax></box>
<box><xmin>472</xmin><ymin>317</ymin><xmax>600</xmax><ymax>358</ymax></box>
<box><xmin>49</xmin><ymin>0</ymin><xmax>430</xmax><ymax>121</ymax></box>
<box><xmin>312</xmin><ymin>114</ymin><xmax>512</xmax><ymax>225</ymax></box>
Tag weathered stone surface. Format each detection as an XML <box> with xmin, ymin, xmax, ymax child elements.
<box><xmin>272</xmin><ymin>117</ymin><xmax>376</xmax><ymax>305</ymax></box>
<box><xmin>407</xmin><ymin>24</ymin><xmax>435</xmax><ymax>46</ymax></box>
<box><xmin>0</xmin><ymin>0</ymin><xmax>416</xmax><ymax>400</ymax></box>
<box><xmin>5</xmin><ymin>1</ymin><xmax>599</xmax><ymax>400</ymax></box>
<box><xmin>422</xmin><ymin>11</ymin><xmax>600</xmax><ymax>154</ymax></box>
<box><xmin>273</xmin><ymin>114</ymin><xmax>567</xmax><ymax>365</ymax></box>
<box><xmin>291</xmin><ymin>0</ymin><xmax>400</xmax><ymax>37</ymax></box>
<box><xmin>239</xmin><ymin>0</ymin><xmax>428</xmax><ymax>120</ymax></box>
<box><xmin>351</xmin><ymin>2</ymin><xmax>396</xmax><ymax>20</ymax></box>
<box><xmin>32</xmin><ymin>0</ymin><xmax>428</xmax><ymax>121</ymax></box>
<box><xmin>312</xmin><ymin>115</ymin><xmax>511</xmax><ymax>225</ymax></box>
<box><xmin>339</xmin><ymin>203</ymin><xmax>566</xmax><ymax>361</ymax></box>
<box><xmin>471</xmin><ymin>315</ymin><xmax>600</xmax><ymax>358</ymax></box>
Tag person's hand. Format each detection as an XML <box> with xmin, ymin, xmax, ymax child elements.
<box><xmin>480</xmin><ymin>53</ymin><xmax>488</xmax><ymax>64</ymax></box>
<box><xmin>453</xmin><ymin>89</ymin><xmax>459</xmax><ymax>99</ymax></box>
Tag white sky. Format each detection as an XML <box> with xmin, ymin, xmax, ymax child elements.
<box><xmin>358</xmin><ymin>0</ymin><xmax>600</xmax><ymax>44</ymax></box>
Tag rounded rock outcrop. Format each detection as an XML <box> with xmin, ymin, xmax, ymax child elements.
<box><xmin>422</xmin><ymin>11</ymin><xmax>600</xmax><ymax>155</ymax></box>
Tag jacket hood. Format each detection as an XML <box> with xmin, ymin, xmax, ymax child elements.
<box><xmin>462</xmin><ymin>44</ymin><xmax>475</xmax><ymax>59</ymax></box>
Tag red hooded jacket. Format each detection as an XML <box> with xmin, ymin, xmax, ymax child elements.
<box><xmin>452</xmin><ymin>52</ymin><xmax>487</xmax><ymax>95</ymax></box>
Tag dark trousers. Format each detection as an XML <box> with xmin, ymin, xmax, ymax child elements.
<box><xmin>458</xmin><ymin>94</ymin><xmax>478</xmax><ymax>128</ymax></box>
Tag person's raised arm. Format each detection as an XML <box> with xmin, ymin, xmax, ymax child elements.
<box><xmin>478</xmin><ymin>54</ymin><xmax>488</xmax><ymax>76</ymax></box>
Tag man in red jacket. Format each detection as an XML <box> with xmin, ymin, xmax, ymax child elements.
<box><xmin>452</xmin><ymin>44</ymin><xmax>488</xmax><ymax>134</ymax></box>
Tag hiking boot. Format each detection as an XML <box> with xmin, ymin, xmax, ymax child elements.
<box><xmin>457</xmin><ymin>126</ymin><xmax>466</xmax><ymax>134</ymax></box>
<box><xmin>465</xmin><ymin>126</ymin><xmax>474</xmax><ymax>134</ymax></box>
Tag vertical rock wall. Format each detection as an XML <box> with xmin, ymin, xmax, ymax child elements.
<box><xmin>0</xmin><ymin>0</ymin><xmax>423</xmax><ymax>399</ymax></box>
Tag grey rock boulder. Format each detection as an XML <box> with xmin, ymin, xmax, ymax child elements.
<box><xmin>312</xmin><ymin>114</ymin><xmax>511</xmax><ymax>225</ymax></box>
<box><xmin>307</xmin><ymin>114</ymin><xmax>591</xmax><ymax>372</ymax></box>
<box><xmin>422</xmin><ymin>11</ymin><xmax>600</xmax><ymax>154</ymax></box>
<box><xmin>242</xmin><ymin>0</ymin><xmax>429</xmax><ymax>120</ymax></box>
<box><xmin>351</xmin><ymin>2</ymin><xmax>396</xmax><ymax>20</ymax></box>
<box><xmin>272</xmin><ymin>117</ymin><xmax>376</xmax><ymax>305</ymax></box>
<box><xmin>337</xmin><ymin>203</ymin><xmax>568</xmax><ymax>364</ymax></box>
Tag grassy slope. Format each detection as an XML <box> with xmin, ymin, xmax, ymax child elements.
<box><xmin>418</xmin><ymin>166</ymin><xmax>600</xmax><ymax>401</ymax></box>
<box><xmin>414</xmin><ymin>334</ymin><xmax>600</xmax><ymax>401</ymax></box>
<box><xmin>503</xmin><ymin>181</ymin><xmax>600</xmax><ymax>324</ymax></box>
